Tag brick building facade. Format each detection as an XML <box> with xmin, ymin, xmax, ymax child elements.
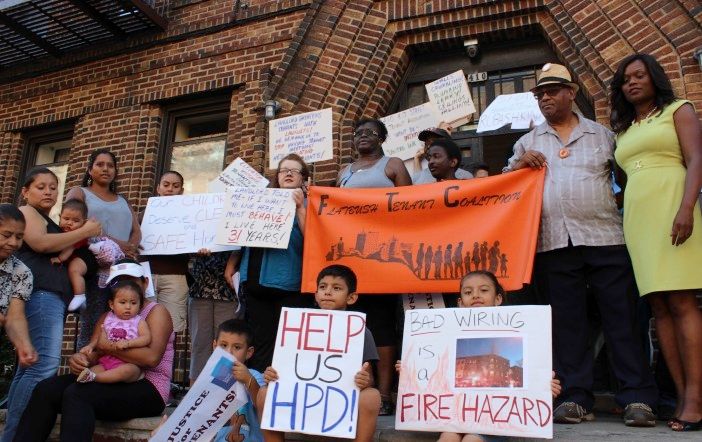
<box><xmin>1</xmin><ymin>0</ymin><xmax>701</xmax><ymax>380</ymax></box>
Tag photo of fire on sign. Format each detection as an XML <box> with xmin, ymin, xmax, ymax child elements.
<box><xmin>454</xmin><ymin>337</ymin><xmax>524</xmax><ymax>389</ymax></box>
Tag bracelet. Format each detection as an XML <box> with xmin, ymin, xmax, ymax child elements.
<box><xmin>246</xmin><ymin>376</ymin><xmax>253</xmax><ymax>390</ymax></box>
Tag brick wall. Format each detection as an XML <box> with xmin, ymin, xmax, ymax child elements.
<box><xmin>1</xmin><ymin>0</ymin><xmax>700</xmax><ymax>378</ymax></box>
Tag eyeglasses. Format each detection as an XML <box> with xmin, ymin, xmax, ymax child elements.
<box><xmin>533</xmin><ymin>86</ymin><xmax>565</xmax><ymax>101</ymax></box>
<box><xmin>354</xmin><ymin>128</ymin><xmax>380</xmax><ymax>138</ymax></box>
<box><xmin>278</xmin><ymin>168</ymin><xmax>302</xmax><ymax>176</ymax></box>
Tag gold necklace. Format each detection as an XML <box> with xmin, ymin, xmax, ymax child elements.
<box><xmin>637</xmin><ymin>105</ymin><xmax>658</xmax><ymax>123</ymax></box>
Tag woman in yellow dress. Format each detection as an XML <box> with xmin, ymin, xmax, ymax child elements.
<box><xmin>610</xmin><ymin>53</ymin><xmax>702</xmax><ymax>432</ymax></box>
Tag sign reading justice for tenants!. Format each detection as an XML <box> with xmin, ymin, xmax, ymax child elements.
<box><xmin>397</xmin><ymin>306</ymin><xmax>553</xmax><ymax>439</ymax></box>
<box><xmin>216</xmin><ymin>187</ymin><xmax>296</xmax><ymax>249</ymax></box>
<box><xmin>261</xmin><ymin>308</ymin><xmax>367</xmax><ymax>439</ymax></box>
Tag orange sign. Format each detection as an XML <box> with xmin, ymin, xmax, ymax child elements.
<box><xmin>301</xmin><ymin>168</ymin><xmax>545</xmax><ymax>293</ymax></box>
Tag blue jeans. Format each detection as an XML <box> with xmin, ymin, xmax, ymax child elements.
<box><xmin>1</xmin><ymin>290</ymin><xmax>65</xmax><ymax>442</ymax></box>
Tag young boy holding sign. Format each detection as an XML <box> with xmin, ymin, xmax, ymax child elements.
<box><xmin>212</xmin><ymin>319</ymin><xmax>265</xmax><ymax>442</ymax></box>
<box><xmin>256</xmin><ymin>265</ymin><xmax>381</xmax><ymax>442</ymax></box>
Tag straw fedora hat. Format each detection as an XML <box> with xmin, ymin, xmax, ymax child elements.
<box><xmin>532</xmin><ymin>63</ymin><xmax>579</xmax><ymax>93</ymax></box>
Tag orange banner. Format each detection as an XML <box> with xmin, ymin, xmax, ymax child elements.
<box><xmin>301</xmin><ymin>168</ymin><xmax>545</xmax><ymax>293</ymax></box>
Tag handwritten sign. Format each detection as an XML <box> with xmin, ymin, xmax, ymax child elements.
<box><xmin>269</xmin><ymin>108</ymin><xmax>333</xmax><ymax>169</ymax></box>
<box><xmin>216</xmin><ymin>187</ymin><xmax>296</xmax><ymax>249</ymax></box>
<box><xmin>380</xmin><ymin>103</ymin><xmax>441</xmax><ymax>160</ymax></box>
<box><xmin>208</xmin><ymin>157</ymin><xmax>269</xmax><ymax>193</ymax></box>
<box><xmin>150</xmin><ymin>348</ymin><xmax>248</xmax><ymax>442</ymax></box>
<box><xmin>140</xmin><ymin>194</ymin><xmax>238</xmax><ymax>255</ymax></box>
<box><xmin>425</xmin><ymin>71</ymin><xmax>476</xmax><ymax>127</ymax></box>
<box><xmin>477</xmin><ymin>92</ymin><xmax>546</xmax><ymax>133</ymax></box>
<box><xmin>261</xmin><ymin>308</ymin><xmax>366</xmax><ymax>439</ymax></box>
<box><xmin>396</xmin><ymin>306</ymin><xmax>553</xmax><ymax>439</ymax></box>
<box><xmin>402</xmin><ymin>293</ymin><xmax>445</xmax><ymax>311</ymax></box>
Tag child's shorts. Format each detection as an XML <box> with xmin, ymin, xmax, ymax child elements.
<box><xmin>98</xmin><ymin>354</ymin><xmax>126</xmax><ymax>371</ymax></box>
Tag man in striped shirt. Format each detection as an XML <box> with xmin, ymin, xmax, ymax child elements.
<box><xmin>503</xmin><ymin>63</ymin><xmax>657</xmax><ymax>427</ymax></box>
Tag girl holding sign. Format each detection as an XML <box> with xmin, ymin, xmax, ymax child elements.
<box><xmin>146</xmin><ymin>171</ymin><xmax>190</xmax><ymax>334</ymax></box>
<box><xmin>225</xmin><ymin>153</ymin><xmax>312</xmax><ymax>373</ymax></box>
<box><xmin>397</xmin><ymin>271</ymin><xmax>562</xmax><ymax>442</ymax></box>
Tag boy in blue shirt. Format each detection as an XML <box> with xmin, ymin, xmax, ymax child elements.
<box><xmin>213</xmin><ymin>319</ymin><xmax>265</xmax><ymax>442</ymax></box>
<box><xmin>256</xmin><ymin>264</ymin><xmax>381</xmax><ymax>442</ymax></box>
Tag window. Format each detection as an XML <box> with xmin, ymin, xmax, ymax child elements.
<box><xmin>20</xmin><ymin>126</ymin><xmax>74</xmax><ymax>222</ymax></box>
<box><xmin>160</xmin><ymin>96</ymin><xmax>231</xmax><ymax>194</ymax></box>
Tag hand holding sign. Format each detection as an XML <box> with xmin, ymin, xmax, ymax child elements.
<box><xmin>396</xmin><ymin>306</ymin><xmax>553</xmax><ymax>439</ymax></box>
<box><xmin>216</xmin><ymin>187</ymin><xmax>296</xmax><ymax>249</ymax></box>
<box><xmin>426</xmin><ymin>70</ymin><xmax>476</xmax><ymax>127</ymax></box>
<box><xmin>261</xmin><ymin>308</ymin><xmax>367</xmax><ymax>439</ymax></box>
<box><xmin>150</xmin><ymin>348</ymin><xmax>248</xmax><ymax>442</ymax></box>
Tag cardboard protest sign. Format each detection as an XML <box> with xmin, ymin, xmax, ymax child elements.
<box><xmin>380</xmin><ymin>103</ymin><xmax>441</xmax><ymax>160</ymax></box>
<box><xmin>268</xmin><ymin>108</ymin><xmax>333</xmax><ymax>169</ymax></box>
<box><xmin>477</xmin><ymin>92</ymin><xmax>546</xmax><ymax>133</ymax></box>
<box><xmin>215</xmin><ymin>187</ymin><xmax>296</xmax><ymax>249</ymax></box>
<box><xmin>402</xmin><ymin>293</ymin><xmax>445</xmax><ymax>311</ymax></box>
<box><xmin>140</xmin><ymin>194</ymin><xmax>238</xmax><ymax>255</ymax></box>
<box><xmin>302</xmin><ymin>168</ymin><xmax>545</xmax><ymax>293</ymax></box>
<box><xmin>425</xmin><ymin>70</ymin><xmax>476</xmax><ymax>127</ymax></box>
<box><xmin>396</xmin><ymin>306</ymin><xmax>553</xmax><ymax>439</ymax></box>
<box><xmin>261</xmin><ymin>308</ymin><xmax>366</xmax><ymax>439</ymax></box>
<box><xmin>150</xmin><ymin>347</ymin><xmax>248</xmax><ymax>442</ymax></box>
<box><xmin>208</xmin><ymin>157</ymin><xmax>269</xmax><ymax>193</ymax></box>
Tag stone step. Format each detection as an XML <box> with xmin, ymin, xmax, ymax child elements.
<box><xmin>1</xmin><ymin>395</ymin><xmax>700</xmax><ymax>441</ymax></box>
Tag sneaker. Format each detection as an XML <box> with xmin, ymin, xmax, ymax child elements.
<box><xmin>378</xmin><ymin>399</ymin><xmax>394</xmax><ymax>416</ymax></box>
<box><xmin>623</xmin><ymin>403</ymin><xmax>656</xmax><ymax>427</ymax></box>
<box><xmin>77</xmin><ymin>368</ymin><xmax>96</xmax><ymax>383</ymax></box>
<box><xmin>553</xmin><ymin>402</ymin><xmax>595</xmax><ymax>424</ymax></box>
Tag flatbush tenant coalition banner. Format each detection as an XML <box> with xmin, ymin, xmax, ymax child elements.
<box><xmin>302</xmin><ymin>168</ymin><xmax>545</xmax><ymax>293</ymax></box>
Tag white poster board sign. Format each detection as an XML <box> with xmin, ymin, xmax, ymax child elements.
<box><xmin>380</xmin><ymin>103</ymin><xmax>441</xmax><ymax>161</ymax></box>
<box><xmin>140</xmin><ymin>194</ymin><xmax>238</xmax><ymax>255</ymax></box>
<box><xmin>150</xmin><ymin>348</ymin><xmax>248</xmax><ymax>442</ymax></box>
<box><xmin>477</xmin><ymin>92</ymin><xmax>546</xmax><ymax>133</ymax></box>
<box><xmin>402</xmin><ymin>293</ymin><xmax>445</xmax><ymax>311</ymax></box>
<box><xmin>261</xmin><ymin>308</ymin><xmax>366</xmax><ymax>439</ymax></box>
<box><xmin>208</xmin><ymin>157</ymin><xmax>269</xmax><ymax>193</ymax></box>
<box><xmin>216</xmin><ymin>187</ymin><xmax>296</xmax><ymax>249</ymax></box>
<box><xmin>425</xmin><ymin>70</ymin><xmax>476</xmax><ymax>127</ymax></box>
<box><xmin>396</xmin><ymin>306</ymin><xmax>553</xmax><ymax>439</ymax></box>
<box><xmin>268</xmin><ymin>108</ymin><xmax>333</xmax><ymax>169</ymax></box>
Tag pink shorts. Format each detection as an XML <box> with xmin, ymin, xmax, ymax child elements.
<box><xmin>98</xmin><ymin>355</ymin><xmax>125</xmax><ymax>371</ymax></box>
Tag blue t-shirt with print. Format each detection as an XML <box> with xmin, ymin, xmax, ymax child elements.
<box><xmin>214</xmin><ymin>369</ymin><xmax>265</xmax><ymax>442</ymax></box>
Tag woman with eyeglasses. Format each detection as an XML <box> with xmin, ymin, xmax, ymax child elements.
<box><xmin>336</xmin><ymin>118</ymin><xmax>411</xmax><ymax>416</ymax></box>
<box><xmin>225</xmin><ymin>153</ymin><xmax>312</xmax><ymax>372</ymax></box>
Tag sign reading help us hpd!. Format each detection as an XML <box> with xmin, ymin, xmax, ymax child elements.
<box><xmin>261</xmin><ymin>308</ymin><xmax>367</xmax><ymax>439</ymax></box>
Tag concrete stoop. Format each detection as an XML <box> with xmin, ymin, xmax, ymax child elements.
<box><xmin>1</xmin><ymin>407</ymin><xmax>701</xmax><ymax>441</ymax></box>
